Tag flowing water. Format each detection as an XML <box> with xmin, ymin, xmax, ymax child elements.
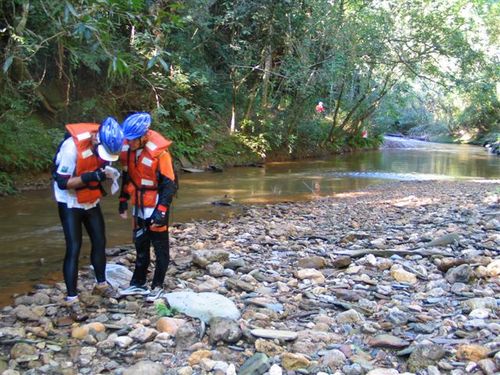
<box><xmin>0</xmin><ymin>138</ymin><xmax>498</xmax><ymax>305</ymax></box>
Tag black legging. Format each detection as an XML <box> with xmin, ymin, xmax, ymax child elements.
<box><xmin>130</xmin><ymin>218</ymin><xmax>170</xmax><ymax>289</ymax></box>
<box><xmin>58</xmin><ymin>202</ymin><xmax>106</xmax><ymax>297</ymax></box>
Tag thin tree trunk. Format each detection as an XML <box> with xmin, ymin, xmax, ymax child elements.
<box><xmin>15</xmin><ymin>1</ymin><xmax>30</xmax><ymax>34</ymax></box>
<box><xmin>8</xmin><ymin>0</ymin><xmax>56</xmax><ymax>113</ymax></box>
<box><xmin>230</xmin><ymin>82</ymin><xmax>237</xmax><ymax>133</ymax></box>
<box><xmin>326</xmin><ymin>81</ymin><xmax>345</xmax><ymax>143</ymax></box>
<box><xmin>261</xmin><ymin>44</ymin><xmax>272</xmax><ymax>109</ymax></box>
<box><xmin>338</xmin><ymin>91</ymin><xmax>368</xmax><ymax>132</ymax></box>
<box><xmin>348</xmin><ymin>73</ymin><xmax>397</xmax><ymax>133</ymax></box>
<box><xmin>12</xmin><ymin>58</ymin><xmax>56</xmax><ymax>114</ymax></box>
<box><xmin>244</xmin><ymin>82</ymin><xmax>260</xmax><ymax>120</ymax></box>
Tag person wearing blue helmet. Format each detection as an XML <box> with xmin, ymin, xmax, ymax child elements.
<box><xmin>52</xmin><ymin>117</ymin><xmax>124</xmax><ymax>321</ymax></box>
<box><xmin>117</xmin><ymin>112</ymin><xmax>177</xmax><ymax>301</ymax></box>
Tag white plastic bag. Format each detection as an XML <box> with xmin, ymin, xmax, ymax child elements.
<box><xmin>104</xmin><ymin>165</ymin><xmax>121</xmax><ymax>195</ymax></box>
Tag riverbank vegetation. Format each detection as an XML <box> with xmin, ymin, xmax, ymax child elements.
<box><xmin>0</xmin><ymin>0</ymin><xmax>498</xmax><ymax>194</ymax></box>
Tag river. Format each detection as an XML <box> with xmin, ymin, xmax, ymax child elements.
<box><xmin>0</xmin><ymin>138</ymin><xmax>498</xmax><ymax>305</ymax></box>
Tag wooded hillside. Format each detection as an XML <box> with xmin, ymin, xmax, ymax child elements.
<box><xmin>0</xmin><ymin>0</ymin><xmax>498</xmax><ymax>193</ymax></box>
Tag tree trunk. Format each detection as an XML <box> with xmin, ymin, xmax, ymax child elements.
<box><xmin>326</xmin><ymin>81</ymin><xmax>345</xmax><ymax>143</ymax></box>
<box><xmin>15</xmin><ymin>1</ymin><xmax>30</xmax><ymax>34</ymax></box>
<box><xmin>12</xmin><ymin>58</ymin><xmax>56</xmax><ymax>114</ymax></box>
<box><xmin>244</xmin><ymin>82</ymin><xmax>260</xmax><ymax>120</ymax></box>
<box><xmin>230</xmin><ymin>68</ymin><xmax>237</xmax><ymax>133</ymax></box>
<box><xmin>261</xmin><ymin>44</ymin><xmax>272</xmax><ymax>109</ymax></box>
<box><xmin>230</xmin><ymin>85</ymin><xmax>237</xmax><ymax>133</ymax></box>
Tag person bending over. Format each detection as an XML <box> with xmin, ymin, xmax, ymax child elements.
<box><xmin>53</xmin><ymin>117</ymin><xmax>124</xmax><ymax>320</ymax></box>
<box><xmin>118</xmin><ymin>112</ymin><xmax>177</xmax><ymax>302</ymax></box>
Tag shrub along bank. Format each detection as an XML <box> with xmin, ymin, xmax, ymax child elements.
<box><xmin>0</xmin><ymin>101</ymin><xmax>382</xmax><ymax>196</ymax></box>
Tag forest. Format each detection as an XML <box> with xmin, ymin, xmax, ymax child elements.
<box><xmin>0</xmin><ymin>0</ymin><xmax>498</xmax><ymax>194</ymax></box>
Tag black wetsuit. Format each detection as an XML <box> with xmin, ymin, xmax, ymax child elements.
<box><xmin>57</xmin><ymin>202</ymin><xmax>107</xmax><ymax>297</ymax></box>
<box><xmin>130</xmin><ymin>217</ymin><xmax>170</xmax><ymax>289</ymax></box>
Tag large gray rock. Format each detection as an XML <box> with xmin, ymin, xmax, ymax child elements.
<box><xmin>165</xmin><ymin>292</ymin><xmax>240</xmax><ymax>323</ymax></box>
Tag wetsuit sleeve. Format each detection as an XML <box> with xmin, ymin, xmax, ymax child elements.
<box><xmin>119</xmin><ymin>170</ymin><xmax>130</xmax><ymax>199</ymax></box>
<box><xmin>156</xmin><ymin>151</ymin><xmax>177</xmax><ymax>207</ymax></box>
<box><xmin>55</xmin><ymin>139</ymin><xmax>77</xmax><ymax>190</ymax></box>
<box><xmin>118</xmin><ymin>147</ymin><xmax>131</xmax><ymax>200</ymax></box>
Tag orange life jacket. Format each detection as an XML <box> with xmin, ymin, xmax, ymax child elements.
<box><xmin>66</xmin><ymin>123</ymin><xmax>103</xmax><ymax>204</ymax></box>
<box><xmin>120</xmin><ymin>130</ymin><xmax>173</xmax><ymax>208</ymax></box>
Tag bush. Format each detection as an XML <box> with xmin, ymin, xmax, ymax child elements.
<box><xmin>0</xmin><ymin>93</ymin><xmax>64</xmax><ymax>194</ymax></box>
<box><xmin>0</xmin><ymin>172</ymin><xmax>16</xmax><ymax>196</ymax></box>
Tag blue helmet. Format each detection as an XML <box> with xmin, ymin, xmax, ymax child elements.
<box><xmin>122</xmin><ymin>112</ymin><xmax>151</xmax><ymax>140</ymax></box>
<box><xmin>97</xmin><ymin>117</ymin><xmax>124</xmax><ymax>162</ymax></box>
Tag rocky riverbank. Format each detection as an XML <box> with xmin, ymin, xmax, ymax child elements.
<box><xmin>0</xmin><ymin>180</ymin><xmax>499</xmax><ymax>375</ymax></box>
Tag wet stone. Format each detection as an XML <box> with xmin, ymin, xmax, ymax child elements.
<box><xmin>367</xmin><ymin>334</ymin><xmax>410</xmax><ymax>349</ymax></box>
<box><xmin>239</xmin><ymin>353</ymin><xmax>270</xmax><ymax>375</ymax></box>
<box><xmin>0</xmin><ymin>181</ymin><xmax>498</xmax><ymax>375</ymax></box>
<box><xmin>445</xmin><ymin>264</ymin><xmax>473</xmax><ymax>284</ymax></box>
<box><xmin>407</xmin><ymin>344</ymin><xmax>446</xmax><ymax>372</ymax></box>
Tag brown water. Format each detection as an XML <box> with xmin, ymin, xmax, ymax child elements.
<box><xmin>0</xmin><ymin>141</ymin><xmax>498</xmax><ymax>305</ymax></box>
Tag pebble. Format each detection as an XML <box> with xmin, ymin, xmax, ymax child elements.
<box><xmin>0</xmin><ymin>181</ymin><xmax>498</xmax><ymax>375</ymax></box>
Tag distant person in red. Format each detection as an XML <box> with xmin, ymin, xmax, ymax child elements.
<box><xmin>315</xmin><ymin>101</ymin><xmax>325</xmax><ymax>114</ymax></box>
<box><xmin>361</xmin><ymin>130</ymin><xmax>368</xmax><ymax>138</ymax></box>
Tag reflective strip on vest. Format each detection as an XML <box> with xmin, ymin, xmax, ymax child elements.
<box><xmin>81</xmin><ymin>149</ymin><xmax>93</xmax><ymax>159</ymax></box>
<box><xmin>141</xmin><ymin>178</ymin><xmax>154</xmax><ymax>186</ymax></box>
<box><xmin>146</xmin><ymin>141</ymin><xmax>158</xmax><ymax>151</ymax></box>
<box><xmin>77</xmin><ymin>132</ymin><xmax>92</xmax><ymax>141</ymax></box>
<box><xmin>141</xmin><ymin>157</ymin><xmax>153</xmax><ymax>167</ymax></box>
<box><xmin>122</xmin><ymin>144</ymin><xmax>129</xmax><ymax>152</ymax></box>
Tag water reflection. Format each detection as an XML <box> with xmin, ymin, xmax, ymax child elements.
<box><xmin>0</xmin><ymin>144</ymin><xmax>498</xmax><ymax>305</ymax></box>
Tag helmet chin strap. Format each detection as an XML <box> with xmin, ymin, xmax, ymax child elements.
<box><xmin>137</xmin><ymin>135</ymin><xmax>147</xmax><ymax>149</ymax></box>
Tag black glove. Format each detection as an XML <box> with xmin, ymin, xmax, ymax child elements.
<box><xmin>150</xmin><ymin>204</ymin><xmax>168</xmax><ymax>226</ymax></box>
<box><xmin>81</xmin><ymin>170</ymin><xmax>106</xmax><ymax>184</ymax></box>
<box><xmin>118</xmin><ymin>196</ymin><xmax>128</xmax><ymax>214</ymax></box>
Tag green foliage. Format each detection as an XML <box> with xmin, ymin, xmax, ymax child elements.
<box><xmin>0</xmin><ymin>0</ymin><xmax>497</xmax><ymax>187</ymax></box>
<box><xmin>235</xmin><ymin>119</ymin><xmax>271</xmax><ymax>158</ymax></box>
<box><xmin>295</xmin><ymin>119</ymin><xmax>330</xmax><ymax>153</ymax></box>
<box><xmin>152</xmin><ymin>104</ymin><xmax>210</xmax><ymax>162</ymax></box>
<box><xmin>234</xmin><ymin>132</ymin><xmax>269</xmax><ymax>159</ymax></box>
<box><xmin>0</xmin><ymin>90</ymin><xmax>63</xmax><ymax>194</ymax></box>
<box><xmin>0</xmin><ymin>172</ymin><xmax>16</xmax><ymax>196</ymax></box>
<box><xmin>455</xmin><ymin>78</ymin><xmax>500</xmax><ymax>139</ymax></box>
<box><xmin>206</xmin><ymin>134</ymin><xmax>260</xmax><ymax>166</ymax></box>
<box><xmin>0</xmin><ymin>93</ymin><xmax>63</xmax><ymax>174</ymax></box>
<box><xmin>155</xmin><ymin>300</ymin><xmax>178</xmax><ymax>317</ymax></box>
